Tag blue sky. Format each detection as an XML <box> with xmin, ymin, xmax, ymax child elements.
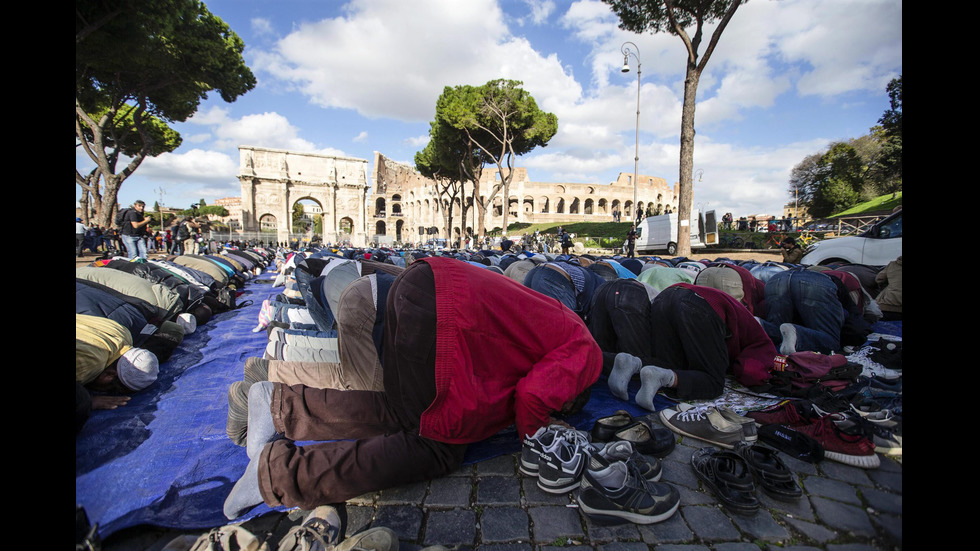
<box><xmin>78</xmin><ymin>0</ymin><xmax>902</xmax><ymax>220</ymax></box>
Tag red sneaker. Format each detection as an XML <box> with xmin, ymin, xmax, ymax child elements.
<box><xmin>795</xmin><ymin>415</ymin><xmax>879</xmax><ymax>468</ymax></box>
<box><xmin>745</xmin><ymin>400</ymin><xmax>815</xmax><ymax>427</ymax></box>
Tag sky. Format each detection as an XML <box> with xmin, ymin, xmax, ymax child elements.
<box><xmin>77</xmin><ymin>0</ymin><xmax>902</xmax><ymax>220</ymax></box>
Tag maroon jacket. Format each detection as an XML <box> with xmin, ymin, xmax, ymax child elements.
<box><xmin>419</xmin><ymin>257</ymin><xmax>603</xmax><ymax>444</ymax></box>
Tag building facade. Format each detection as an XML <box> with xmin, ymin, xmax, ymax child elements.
<box><xmin>369</xmin><ymin>152</ymin><xmax>681</xmax><ymax>246</ymax></box>
<box><xmin>238</xmin><ymin>146</ymin><xmax>370</xmax><ymax>245</ymax></box>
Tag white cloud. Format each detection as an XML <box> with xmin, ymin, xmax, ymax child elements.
<box><xmin>353</xmin><ymin>131</ymin><xmax>369</xmax><ymax>143</ymax></box>
<box><xmin>521</xmin><ymin>0</ymin><xmax>556</xmax><ymax>25</ymax></box>
<box><xmin>405</xmin><ymin>135</ymin><xmax>430</xmax><ymax>147</ymax></box>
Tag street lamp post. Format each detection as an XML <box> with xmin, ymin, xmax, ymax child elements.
<box><xmin>621</xmin><ymin>41</ymin><xmax>641</xmax><ymax>228</ymax></box>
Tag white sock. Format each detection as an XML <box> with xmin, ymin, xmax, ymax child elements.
<box><xmin>779</xmin><ymin>323</ymin><xmax>798</xmax><ymax>355</ymax></box>
<box><xmin>636</xmin><ymin>365</ymin><xmax>675</xmax><ymax>411</ymax></box>
<box><xmin>608</xmin><ymin>353</ymin><xmax>642</xmax><ymax>401</ymax></box>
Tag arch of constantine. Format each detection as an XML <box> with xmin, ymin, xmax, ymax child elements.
<box><xmin>236</xmin><ymin>146</ymin><xmax>681</xmax><ymax>247</ymax></box>
<box><xmin>238</xmin><ymin>146</ymin><xmax>370</xmax><ymax>245</ymax></box>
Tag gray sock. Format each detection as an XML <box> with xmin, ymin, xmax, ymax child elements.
<box><xmin>223</xmin><ymin>452</ymin><xmax>263</xmax><ymax>520</ymax></box>
<box><xmin>635</xmin><ymin>365</ymin><xmax>675</xmax><ymax>412</ymax></box>
<box><xmin>246</xmin><ymin>382</ymin><xmax>282</xmax><ymax>460</ymax></box>
<box><xmin>779</xmin><ymin>323</ymin><xmax>798</xmax><ymax>355</ymax></box>
<box><xmin>608</xmin><ymin>353</ymin><xmax>642</xmax><ymax>401</ymax></box>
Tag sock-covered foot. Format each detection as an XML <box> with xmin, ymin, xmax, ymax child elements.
<box><xmin>779</xmin><ymin>323</ymin><xmax>798</xmax><ymax>355</ymax></box>
<box><xmin>223</xmin><ymin>452</ymin><xmax>264</xmax><ymax>520</ymax></box>
<box><xmin>636</xmin><ymin>365</ymin><xmax>675</xmax><ymax>411</ymax></box>
<box><xmin>608</xmin><ymin>353</ymin><xmax>642</xmax><ymax>401</ymax></box>
<box><xmin>246</xmin><ymin>382</ymin><xmax>283</xmax><ymax>460</ymax></box>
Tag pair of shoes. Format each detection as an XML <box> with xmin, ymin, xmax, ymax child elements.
<box><xmin>521</xmin><ymin>425</ymin><xmax>600</xmax><ymax>494</ymax></box>
<box><xmin>761</xmin><ymin>414</ymin><xmax>879</xmax><ymax>468</ymax></box>
<box><xmin>164</xmin><ymin>524</ymin><xmax>264</xmax><ymax>551</ymax></box>
<box><xmin>691</xmin><ymin>447</ymin><xmax>760</xmax><ymax>515</ymax></box>
<box><xmin>591</xmin><ymin>440</ymin><xmax>662</xmax><ymax>482</ymax></box>
<box><xmin>732</xmin><ymin>442</ymin><xmax>802</xmax><ymax>501</ymax></box>
<box><xmin>746</xmin><ymin>399</ymin><xmax>817</xmax><ymax>427</ymax></box>
<box><xmin>659</xmin><ymin>406</ymin><xmax>750</xmax><ymax>449</ymax></box>
<box><xmin>834</xmin><ymin>410</ymin><xmax>902</xmax><ymax>457</ymax></box>
<box><xmin>676</xmin><ymin>404</ymin><xmax>757</xmax><ymax>443</ymax></box>
<box><xmin>278</xmin><ymin>505</ymin><xmax>397</xmax><ymax>551</ymax></box>
<box><xmin>591</xmin><ymin>410</ymin><xmax>676</xmax><ymax>458</ymax></box>
<box><xmin>578</xmin><ymin>459</ymin><xmax>680</xmax><ymax>525</ymax></box>
<box><xmin>536</xmin><ymin>428</ymin><xmax>604</xmax><ymax>494</ymax></box>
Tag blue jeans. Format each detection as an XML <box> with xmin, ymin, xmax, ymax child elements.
<box><xmin>523</xmin><ymin>265</ymin><xmax>577</xmax><ymax>314</ymax></box>
<box><xmin>122</xmin><ymin>234</ymin><xmax>147</xmax><ymax>260</ymax></box>
<box><xmin>762</xmin><ymin>268</ymin><xmax>844</xmax><ymax>354</ymax></box>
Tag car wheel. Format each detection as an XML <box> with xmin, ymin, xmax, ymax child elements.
<box><xmin>667</xmin><ymin>242</ymin><xmax>677</xmax><ymax>255</ymax></box>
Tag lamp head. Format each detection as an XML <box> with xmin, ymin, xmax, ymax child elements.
<box><xmin>621</xmin><ymin>55</ymin><xmax>630</xmax><ymax>73</ymax></box>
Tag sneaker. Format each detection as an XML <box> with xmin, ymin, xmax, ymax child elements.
<box><xmin>745</xmin><ymin>400</ymin><xmax>815</xmax><ymax>427</ymax></box>
<box><xmin>577</xmin><ymin>460</ymin><xmax>680</xmax><ymax>524</ymax></box>
<box><xmin>795</xmin><ymin>415</ymin><xmax>880</xmax><ymax>468</ymax></box>
<box><xmin>278</xmin><ymin>505</ymin><xmax>344</xmax><ymax>551</ymax></box>
<box><xmin>659</xmin><ymin>406</ymin><xmax>745</xmax><ymax>449</ymax></box>
<box><xmin>678</xmin><ymin>404</ymin><xmax>757</xmax><ymax>442</ymax></box>
<box><xmin>835</xmin><ymin>411</ymin><xmax>902</xmax><ymax>456</ymax></box>
<box><xmin>334</xmin><ymin>527</ymin><xmax>400</xmax><ymax>551</ymax></box>
<box><xmin>519</xmin><ymin>425</ymin><xmax>566</xmax><ymax>477</ymax></box>
<box><xmin>537</xmin><ymin>430</ymin><xmax>601</xmax><ymax>494</ymax></box>
<box><xmin>592</xmin><ymin>440</ymin><xmax>662</xmax><ymax>482</ymax></box>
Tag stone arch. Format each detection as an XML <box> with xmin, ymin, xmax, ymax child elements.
<box><xmin>339</xmin><ymin>216</ymin><xmax>354</xmax><ymax>236</ymax></box>
<box><xmin>584</xmin><ymin>198</ymin><xmax>594</xmax><ymax>215</ymax></box>
<box><xmin>395</xmin><ymin>219</ymin><xmax>404</xmax><ymax>242</ymax></box>
<box><xmin>259</xmin><ymin>213</ymin><xmax>278</xmax><ymax>231</ymax></box>
<box><xmin>554</xmin><ymin>184</ymin><xmax>566</xmax><ymax>194</ymax></box>
<box><xmin>556</xmin><ymin>197</ymin><xmax>565</xmax><ymax>214</ymax></box>
<box><xmin>375</xmin><ymin>220</ymin><xmax>386</xmax><ymax>235</ymax></box>
<box><xmin>597</xmin><ymin>198</ymin><xmax>608</xmax><ymax>214</ymax></box>
<box><xmin>523</xmin><ymin>195</ymin><xmax>534</xmax><ymax>214</ymax></box>
<box><xmin>570</xmin><ymin>197</ymin><xmax>580</xmax><ymax>214</ymax></box>
<box><xmin>375</xmin><ymin>197</ymin><xmax>386</xmax><ymax>216</ymax></box>
<box><xmin>539</xmin><ymin>196</ymin><xmax>550</xmax><ymax>213</ymax></box>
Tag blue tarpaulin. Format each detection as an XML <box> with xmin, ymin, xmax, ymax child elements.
<box><xmin>76</xmin><ymin>267</ymin><xmax>900</xmax><ymax>540</ymax></box>
<box><xmin>75</xmin><ymin>273</ymin><xmax>677</xmax><ymax>539</ymax></box>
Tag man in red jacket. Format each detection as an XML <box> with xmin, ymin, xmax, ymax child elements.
<box><xmin>225</xmin><ymin>257</ymin><xmax>602</xmax><ymax>519</ymax></box>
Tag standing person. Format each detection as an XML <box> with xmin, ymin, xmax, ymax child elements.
<box><xmin>76</xmin><ymin>217</ymin><xmax>89</xmax><ymax>257</ymax></box>
<box><xmin>625</xmin><ymin>227</ymin><xmax>638</xmax><ymax>259</ymax></box>
<box><xmin>120</xmin><ymin>200</ymin><xmax>151</xmax><ymax>260</ymax></box>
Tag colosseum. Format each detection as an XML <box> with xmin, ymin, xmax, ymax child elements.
<box><xmin>369</xmin><ymin>152</ymin><xmax>680</xmax><ymax>246</ymax></box>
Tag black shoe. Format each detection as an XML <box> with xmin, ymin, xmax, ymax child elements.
<box><xmin>578</xmin><ymin>460</ymin><xmax>679</xmax><ymax>525</ymax></box>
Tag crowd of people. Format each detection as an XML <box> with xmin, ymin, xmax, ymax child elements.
<box><xmin>209</xmin><ymin>238</ymin><xmax>900</xmax><ymax>529</ymax></box>
<box><xmin>77</xmin><ymin>216</ymin><xmax>902</xmax><ymax>544</ymax></box>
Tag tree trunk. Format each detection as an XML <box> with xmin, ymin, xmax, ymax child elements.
<box><xmin>676</xmin><ymin>63</ymin><xmax>700</xmax><ymax>257</ymax></box>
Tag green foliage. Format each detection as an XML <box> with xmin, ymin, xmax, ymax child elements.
<box><xmin>602</xmin><ymin>0</ymin><xmax>742</xmax><ymax>37</ymax></box>
<box><xmin>76</xmin><ymin>0</ymin><xmax>256</xmax><ymax>123</ymax></box>
<box><xmin>790</xmin><ymin>76</ymin><xmax>903</xmax><ymax>218</ymax></box>
<box><xmin>77</xmin><ymin>0</ymin><xmax>255</xmax><ymax>226</ymax></box>
<box><xmin>420</xmin><ymin>79</ymin><xmax>557</xmax><ymax>237</ymax></box>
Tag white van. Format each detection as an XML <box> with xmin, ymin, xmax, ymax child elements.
<box><xmin>634</xmin><ymin>210</ymin><xmax>714</xmax><ymax>256</ymax></box>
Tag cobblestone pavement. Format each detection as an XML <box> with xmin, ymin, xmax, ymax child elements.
<box><xmin>102</xmin><ymin>430</ymin><xmax>902</xmax><ymax>551</ymax></box>
<box><xmin>82</xmin><ymin>248</ymin><xmax>900</xmax><ymax>551</ymax></box>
